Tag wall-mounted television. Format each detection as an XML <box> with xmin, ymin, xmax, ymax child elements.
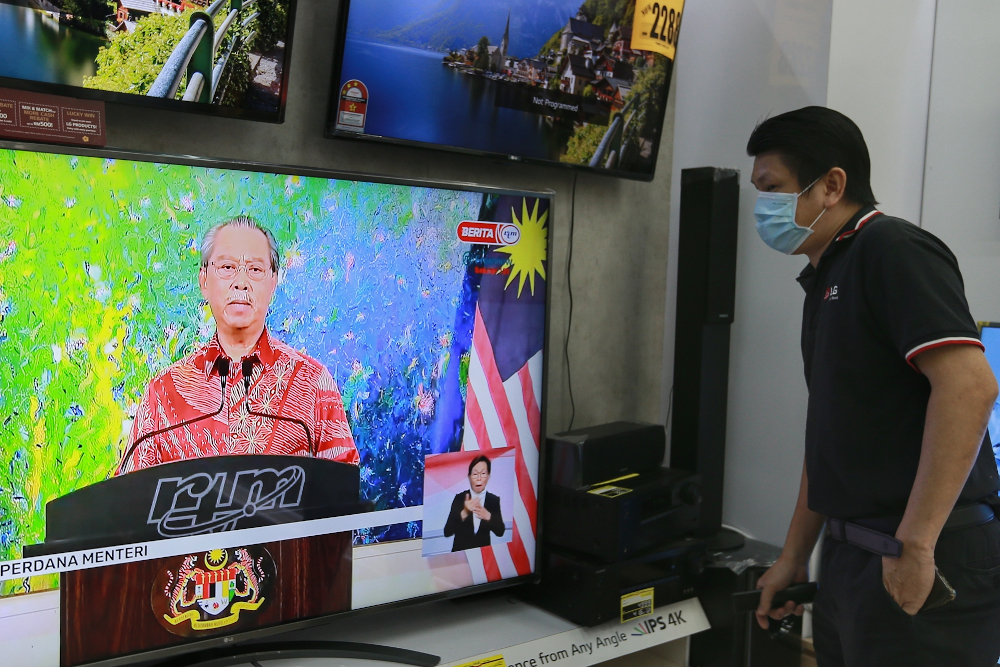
<box><xmin>0</xmin><ymin>141</ymin><xmax>550</xmax><ymax>665</ymax></box>
<box><xmin>0</xmin><ymin>0</ymin><xmax>296</xmax><ymax>122</ymax></box>
<box><xmin>326</xmin><ymin>0</ymin><xmax>684</xmax><ymax>181</ymax></box>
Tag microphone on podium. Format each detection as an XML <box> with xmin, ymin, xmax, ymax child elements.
<box><xmin>242</xmin><ymin>358</ymin><xmax>314</xmax><ymax>456</ymax></box>
<box><xmin>118</xmin><ymin>358</ymin><xmax>231</xmax><ymax>474</ymax></box>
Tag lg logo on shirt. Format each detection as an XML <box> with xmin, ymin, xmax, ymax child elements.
<box><xmin>824</xmin><ymin>286</ymin><xmax>839</xmax><ymax>301</ymax></box>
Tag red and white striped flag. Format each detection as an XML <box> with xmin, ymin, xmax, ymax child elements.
<box><xmin>462</xmin><ymin>306</ymin><xmax>541</xmax><ymax>583</ymax></box>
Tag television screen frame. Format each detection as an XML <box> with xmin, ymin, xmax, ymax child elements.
<box><xmin>0</xmin><ymin>0</ymin><xmax>299</xmax><ymax>123</ymax></box>
<box><xmin>0</xmin><ymin>138</ymin><xmax>554</xmax><ymax>666</ymax></box>
<box><xmin>979</xmin><ymin>321</ymin><xmax>1000</xmax><ymax>477</ymax></box>
<box><xmin>324</xmin><ymin>0</ymin><xmax>680</xmax><ymax>182</ymax></box>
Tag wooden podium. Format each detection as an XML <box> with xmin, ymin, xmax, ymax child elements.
<box><xmin>23</xmin><ymin>456</ymin><xmax>366</xmax><ymax>667</ymax></box>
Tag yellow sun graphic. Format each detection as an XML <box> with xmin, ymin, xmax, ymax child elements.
<box><xmin>496</xmin><ymin>199</ymin><xmax>548</xmax><ymax>297</ymax></box>
<box><xmin>204</xmin><ymin>549</ymin><xmax>228</xmax><ymax>571</ymax></box>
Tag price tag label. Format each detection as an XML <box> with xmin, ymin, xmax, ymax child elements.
<box><xmin>454</xmin><ymin>656</ymin><xmax>505</xmax><ymax>667</ymax></box>
<box><xmin>588</xmin><ymin>485</ymin><xmax>632</xmax><ymax>497</ymax></box>
<box><xmin>621</xmin><ymin>587</ymin><xmax>655</xmax><ymax>623</ymax></box>
<box><xmin>631</xmin><ymin>0</ymin><xmax>685</xmax><ymax>60</ymax></box>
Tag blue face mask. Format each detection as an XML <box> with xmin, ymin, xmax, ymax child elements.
<box><xmin>754</xmin><ymin>177</ymin><xmax>826</xmax><ymax>254</ymax></box>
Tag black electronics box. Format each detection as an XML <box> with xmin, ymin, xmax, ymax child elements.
<box><xmin>690</xmin><ymin>539</ymin><xmax>802</xmax><ymax>667</ymax></box>
<box><xmin>548</xmin><ymin>421</ymin><xmax>666</xmax><ymax>488</ymax></box>
<box><xmin>544</xmin><ymin>467</ymin><xmax>701</xmax><ymax>562</ymax></box>
<box><xmin>522</xmin><ymin>537</ymin><xmax>706</xmax><ymax>627</ymax></box>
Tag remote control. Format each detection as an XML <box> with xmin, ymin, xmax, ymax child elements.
<box><xmin>731</xmin><ymin>582</ymin><xmax>818</xmax><ymax>613</ymax></box>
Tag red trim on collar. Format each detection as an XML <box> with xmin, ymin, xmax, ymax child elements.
<box><xmin>836</xmin><ymin>210</ymin><xmax>882</xmax><ymax>242</ymax></box>
<box><xmin>198</xmin><ymin>328</ymin><xmax>279</xmax><ymax>379</ymax></box>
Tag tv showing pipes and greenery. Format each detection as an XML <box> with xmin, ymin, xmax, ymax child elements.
<box><xmin>0</xmin><ymin>0</ymin><xmax>295</xmax><ymax>122</ymax></box>
<box><xmin>327</xmin><ymin>0</ymin><xmax>683</xmax><ymax>180</ymax></box>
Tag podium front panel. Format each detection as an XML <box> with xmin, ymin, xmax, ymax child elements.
<box><xmin>60</xmin><ymin>533</ymin><xmax>352</xmax><ymax>667</ymax></box>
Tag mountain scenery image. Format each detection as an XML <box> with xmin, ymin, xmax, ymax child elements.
<box><xmin>337</xmin><ymin>0</ymin><xmax>675</xmax><ymax>177</ymax></box>
<box><xmin>348</xmin><ymin>0</ymin><xmax>581</xmax><ymax>56</ymax></box>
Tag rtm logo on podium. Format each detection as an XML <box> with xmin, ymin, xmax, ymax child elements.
<box><xmin>631</xmin><ymin>611</ymin><xmax>687</xmax><ymax>636</ymax></box>
<box><xmin>147</xmin><ymin>467</ymin><xmax>306</xmax><ymax>537</ymax></box>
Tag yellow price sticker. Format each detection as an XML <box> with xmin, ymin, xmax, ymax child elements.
<box><xmin>631</xmin><ymin>0</ymin><xmax>685</xmax><ymax>60</ymax></box>
<box><xmin>454</xmin><ymin>656</ymin><xmax>506</xmax><ymax>667</ymax></box>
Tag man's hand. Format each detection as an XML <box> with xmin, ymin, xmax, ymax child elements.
<box><xmin>471</xmin><ymin>504</ymin><xmax>491</xmax><ymax>521</ymax></box>
<box><xmin>754</xmin><ymin>459</ymin><xmax>826</xmax><ymax>631</ymax></box>
<box><xmin>881</xmin><ymin>545</ymin><xmax>935</xmax><ymax>615</ymax></box>
<box><xmin>754</xmin><ymin>556</ymin><xmax>809</xmax><ymax>630</ymax></box>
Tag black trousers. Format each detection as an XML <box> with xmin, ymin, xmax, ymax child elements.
<box><xmin>813</xmin><ymin>518</ymin><xmax>1000</xmax><ymax>667</ymax></box>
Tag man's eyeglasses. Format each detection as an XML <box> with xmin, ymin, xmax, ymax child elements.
<box><xmin>208</xmin><ymin>261</ymin><xmax>272</xmax><ymax>282</ymax></box>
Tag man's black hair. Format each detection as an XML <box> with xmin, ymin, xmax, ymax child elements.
<box><xmin>469</xmin><ymin>455</ymin><xmax>491</xmax><ymax>475</ymax></box>
<box><xmin>746</xmin><ymin>106</ymin><xmax>878</xmax><ymax>207</ymax></box>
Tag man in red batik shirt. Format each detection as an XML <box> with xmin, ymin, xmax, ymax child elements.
<box><xmin>118</xmin><ymin>216</ymin><xmax>359</xmax><ymax>474</ymax></box>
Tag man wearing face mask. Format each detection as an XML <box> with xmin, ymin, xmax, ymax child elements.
<box><xmin>747</xmin><ymin>107</ymin><xmax>1000</xmax><ymax>666</ymax></box>
<box><xmin>118</xmin><ymin>216</ymin><xmax>359</xmax><ymax>474</ymax></box>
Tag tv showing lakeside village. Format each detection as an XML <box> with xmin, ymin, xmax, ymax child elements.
<box><xmin>333</xmin><ymin>0</ymin><xmax>678</xmax><ymax>178</ymax></box>
<box><xmin>0</xmin><ymin>0</ymin><xmax>292</xmax><ymax>118</ymax></box>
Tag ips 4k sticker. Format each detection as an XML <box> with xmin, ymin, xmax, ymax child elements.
<box><xmin>152</xmin><ymin>546</ymin><xmax>275</xmax><ymax>636</ymax></box>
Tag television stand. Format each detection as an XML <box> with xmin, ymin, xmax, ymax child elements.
<box><xmin>162</xmin><ymin>640</ymin><xmax>440</xmax><ymax>667</ymax></box>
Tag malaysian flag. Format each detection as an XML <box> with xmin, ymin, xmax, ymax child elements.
<box><xmin>460</xmin><ymin>195</ymin><xmax>547</xmax><ymax>583</ymax></box>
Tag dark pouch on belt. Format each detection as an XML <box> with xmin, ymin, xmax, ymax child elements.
<box><xmin>920</xmin><ymin>566</ymin><xmax>956</xmax><ymax>612</ymax></box>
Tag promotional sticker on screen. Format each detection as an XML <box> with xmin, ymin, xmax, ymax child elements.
<box><xmin>0</xmin><ymin>144</ymin><xmax>549</xmax><ymax>665</ymax></box>
<box><xmin>0</xmin><ymin>0</ymin><xmax>296</xmax><ymax>122</ymax></box>
<box><xmin>328</xmin><ymin>0</ymin><xmax>684</xmax><ymax>180</ymax></box>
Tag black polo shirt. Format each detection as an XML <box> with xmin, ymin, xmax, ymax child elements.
<box><xmin>798</xmin><ymin>206</ymin><xmax>1000</xmax><ymax>519</ymax></box>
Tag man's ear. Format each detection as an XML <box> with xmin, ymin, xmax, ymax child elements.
<box><xmin>199</xmin><ymin>267</ymin><xmax>209</xmax><ymax>300</ymax></box>
<box><xmin>820</xmin><ymin>167</ymin><xmax>848</xmax><ymax>208</ymax></box>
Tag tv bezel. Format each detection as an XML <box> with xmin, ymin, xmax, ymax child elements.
<box><xmin>0</xmin><ymin>138</ymin><xmax>554</xmax><ymax>667</ymax></box>
<box><xmin>323</xmin><ymin>0</ymin><xmax>676</xmax><ymax>183</ymax></box>
<box><xmin>0</xmin><ymin>0</ymin><xmax>300</xmax><ymax>124</ymax></box>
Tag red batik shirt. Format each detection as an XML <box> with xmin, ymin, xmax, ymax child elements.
<box><xmin>119</xmin><ymin>329</ymin><xmax>359</xmax><ymax>474</ymax></box>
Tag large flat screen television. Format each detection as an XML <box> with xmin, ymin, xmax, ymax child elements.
<box><xmin>326</xmin><ymin>0</ymin><xmax>684</xmax><ymax>181</ymax></box>
<box><xmin>0</xmin><ymin>141</ymin><xmax>550</xmax><ymax>666</ymax></box>
<box><xmin>980</xmin><ymin>322</ymin><xmax>1000</xmax><ymax>475</ymax></box>
<box><xmin>0</xmin><ymin>0</ymin><xmax>296</xmax><ymax>121</ymax></box>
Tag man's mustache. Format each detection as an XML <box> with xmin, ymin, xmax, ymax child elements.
<box><xmin>226</xmin><ymin>292</ymin><xmax>254</xmax><ymax>305</ymax></box>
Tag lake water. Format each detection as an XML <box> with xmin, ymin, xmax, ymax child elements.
<box><xmin>0</xmin><ymin>3</ymin><xmax>105</xmax><ymax>87</ymax></box>
<box><xmin>339</xmin><ymin>38</ymin><xmax>571</xmax><ymax>161</ymax></box>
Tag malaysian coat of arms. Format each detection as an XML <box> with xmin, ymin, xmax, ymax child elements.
<box><xmin>151</xmin><ymin>546</ymin><xmax>276</xmax><ymax>637</ymax></box>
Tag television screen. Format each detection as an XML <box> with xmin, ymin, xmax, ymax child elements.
<box><xmin>982</xmin><ymin>324</ymin><xmax>1000</xmax><ymax>474</ymax></box>
<box><xmin>327</xmin><ymin>0</ymin><xmax>684</xmax><ymax>181</ymax></box>
<box><xmin>0</xmin><ymin>0</ymin><xmax>296</xmax><ymax>121</ymax></box>
<box><xmin>0</xmin><ymin>142</ymin><xmax>549</xmax><ymax>665</ymax></box>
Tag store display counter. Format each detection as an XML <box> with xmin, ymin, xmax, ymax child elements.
<box><xmin>2</xmin><ymin>588</ymin><xmax>708</xmax><ymax>667</ymax></box>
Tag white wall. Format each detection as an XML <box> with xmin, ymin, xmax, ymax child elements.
<box><xmin>826</xmin><ymin>0</ymin><xmax>936</xmax><ymax>225</ymax></box>
<box><xmin>661</xmin><ymin>0</ymin><xmax>833</xmax><ymax>546</ymax></box>
<box><xmin>921</xmin><ymin>1</ymin><xmax>1000</xmax><ymax>322</ymax></box>
<box><xmin>662</xmin><ymin>0</ymin><xmax>946</xmax><ymax>546</ymax></box>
